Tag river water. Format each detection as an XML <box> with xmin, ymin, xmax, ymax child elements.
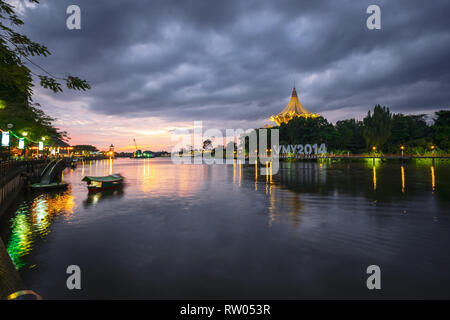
<box><xmin>1</xmin><ymin>158</ymin><xmax>449</xmax><ymax>299</ymax></box>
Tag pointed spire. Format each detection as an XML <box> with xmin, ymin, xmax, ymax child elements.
<box><xmin>269</xmin><ymin>86</ymin><xmax>320</xmax><ymax>125</ymax></box>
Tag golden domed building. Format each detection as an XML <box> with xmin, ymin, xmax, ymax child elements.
<box><xmin>269</xmin><ymin>87</ymin><xmax>320</xmax><ymax>126</ymax></box>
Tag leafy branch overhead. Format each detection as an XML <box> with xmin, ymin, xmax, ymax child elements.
<box><xmin>0</xmin><ymin>0</ymin><xmax>90</xmax><ymax>144</ymax></box>
<box><xmin>0</xmin><ymin>0</ymin><xmax>90</xmax><ymax>97</ymax></box>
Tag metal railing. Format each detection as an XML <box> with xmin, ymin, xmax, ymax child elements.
<box><xmin>0</xmin><ymin>159</ymin><xmax>51</xmax><ymax>187</ymax></box>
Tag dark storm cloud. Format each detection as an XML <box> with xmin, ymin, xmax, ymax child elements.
<box><xmin>16</xmin><ymin>0</ymin><xmax>450</xmax><ymax>122</ymax></box>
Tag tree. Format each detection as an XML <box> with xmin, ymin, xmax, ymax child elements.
<box><xmin>362</xmin><ymin>105</ymin><xmax>392</xmax><ymax>150</ymax></box>
<box><xmin>335</xmin><ymin>119</ymin><xmax>365</xmax><ymax>153</ymax></box>
<box><xmin>0</xmin><ymin>101</ymin><xmax>66</xmax><ymax>140</ymax></box>
<box><xmin>384</xmin><ymin>113</ymin><xmax>431</xmax><ymax>152</ymax></box>
<box><xmin>73</xmin><ymin>145</ymin><xmax>99</xmax><ymax>154</ymax></box>
<box><xmin>432</xmin><ymin>110</ymin><xmax>450</xmax><ymax>152</ymax></box>
<box><xmin>0</xmin><ymin>0</ymin><xmax>90</xmax><ymax>144</ymax></box>
<box><xmin>0</xmin><ymin>0</ymin><xmax>90</xmax><ymax>96</ymax></box>
<box><xmin>280</xmin><ymin>116</ymin><xmax>339</xmax><ymax>150</ymax></box>
<box><xmin>387</xmin><ymin>114</ymin><xmax>409</xmax><ymax>148</ymax></box>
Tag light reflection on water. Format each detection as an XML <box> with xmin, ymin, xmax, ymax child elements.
<box><xmin>0</xmin><ymin>158</ymin><xmax>449</xmax><ymax>299</ymax></box>
<box><xmin>5</xmin><ymin>191</ymin><xmax>75</xmax><ymax>269</ymax></box>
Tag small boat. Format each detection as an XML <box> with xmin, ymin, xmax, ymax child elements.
<box><xmin>82</xmin><ymin>174</ymin><xmax>124</xmax><ymax>193</ymax></box>
<box><xmin>30</xmin><ymin>182</ymin><xmax>69</xmax><ymax>191</ymax></box>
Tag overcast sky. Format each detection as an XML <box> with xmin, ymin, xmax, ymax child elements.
<box><xmin>11</xmin><ymin>0</ymin><xmax>450</xmax><ymax>151</ymax></box>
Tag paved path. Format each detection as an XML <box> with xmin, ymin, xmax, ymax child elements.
<box><xmin>0</xmin><ymin>237</ymin><xmax>23</xmax><ymax>300</ymax></box>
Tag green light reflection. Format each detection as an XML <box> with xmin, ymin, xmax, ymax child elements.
<box><xmin>5</xmin><ymin>191</ymin><xmax>75</xmax><ymax>270</ymax></box>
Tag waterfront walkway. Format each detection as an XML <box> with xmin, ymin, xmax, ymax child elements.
<box><xmin>275</xmin><ymin>154</ymin><xmax>450</xmax><ymax>160</ymax></box>
<box><xmin>0</xmin><ymin>237</ymin><xmax>23</xmax><ymax>300</ymax></box>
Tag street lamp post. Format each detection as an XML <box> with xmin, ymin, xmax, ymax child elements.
<box><xmin>431</xmin><ymin>145</ymin><xmax>435</xmax><ymax>165</ymax></box>
<box><xmin>372</xmin><ymin>146</ymin><xmax>376</xmax><ymax>165</ymax></box>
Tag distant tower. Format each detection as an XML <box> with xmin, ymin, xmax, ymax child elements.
<box><xmin>109</xmin><ymin>144</ymin><xmax>114</xmax><ymax>153</ymax></box>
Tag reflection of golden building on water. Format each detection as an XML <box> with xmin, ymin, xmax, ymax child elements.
<box><xmin>269</xmin><ymin>87</ymin><xmax>320</xmax><ymax>126</ymax></box>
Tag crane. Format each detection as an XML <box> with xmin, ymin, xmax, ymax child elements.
<box><xmin>133</xmin><ymin>138</ymin><xmax>138</xmax><ymax>158</ymax></box>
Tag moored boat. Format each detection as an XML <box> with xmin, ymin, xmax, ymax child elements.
<box><xmin>82</xmin><ymin>174</ymin><xmax>124</xmax><ymax>193</ymax></box>
<box><xmin>30</xmin><ymin>182</ymin><xmax>69</xmax><ymax>191</ymax></box>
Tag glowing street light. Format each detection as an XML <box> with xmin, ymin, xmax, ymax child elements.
<box><xmin>400</xmin><ymin>145</ymin><xmax>405</xmax><ymax>158</ymax></box>
<box><xmin>371</xmin><ymin>146</ymin><xmax>377</xmax><ymax>165</ymax></box>
<box><xmin>22</xmin><ymin>132</ymin><xmax>28</xmax><ymax>137</ymax></box>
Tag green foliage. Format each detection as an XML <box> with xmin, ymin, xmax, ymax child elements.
<box><xmin>384</xmin><ymin>113</ymin><xmax>432</xmax><ymax>152</ymax></box>
<box><xmin>0</xmin><ymin>0</ymin><xmax>90</xmax><ymax>142</ymax></box>
<box><xmin>335</xmin><ymin>119</ymin><xmax>365</xmax><ymax>153</ymax></box>
<box><xmin>0</xmin><ymin>101</ymin><xmax>65</xmax><ymax>141</ymax></box>
<box><xmin>270</xmin><ymin>106</ymin><xmax>448</xmax><ymax>155</ymax></box>
<box><xmin>280</xmin><ymin>116</ymin><xmax>339</xmax><ymax>149</ymax></box>
<box><xmin>0</xmin><ymin>0</ymin><xmax>90</xmax><ymax>97</ymax></box>
<box><xmin>73</xmin><ymin>145</ymin><xmax>99</xmax><ymax>153</ymax></box>
<box><xmin>432</xmin><ymin>110</ymin><xmax>450</xmax><ymax>152</ymax></box>
<box><xmin>362</xmin><ymin>105</ymin><xmax>392</xmax><ymax>149</ymax></box>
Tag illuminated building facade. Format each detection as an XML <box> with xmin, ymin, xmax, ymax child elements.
<box><xmin>269</xmin><ymin>87</ymin><xmax>320</xmax><ymax>126</ymax></box>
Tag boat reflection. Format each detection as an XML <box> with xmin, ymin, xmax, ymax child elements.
<box><xmin>83</xmin><ymin>188</ymin><xmax>124</xmax><ymax>207</ymax></box>
<box><xmin>5</xmin><ymin>189</ymin><xmax>75</xmax><ymax>270</ymax></box>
